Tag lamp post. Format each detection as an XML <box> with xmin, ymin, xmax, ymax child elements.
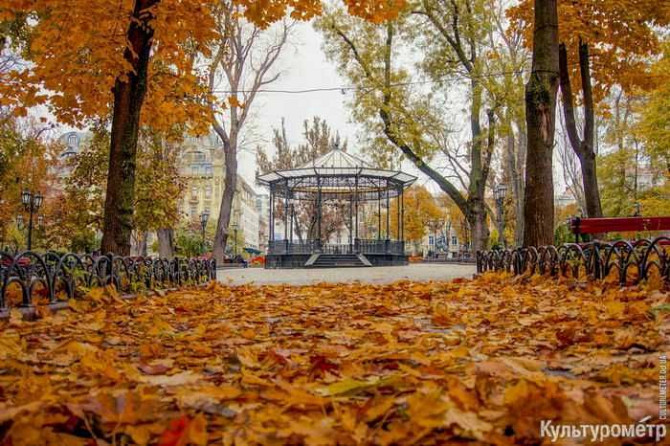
<box><xmin>200</xmin><ymin>210</ymin><xmax>209</xmax><ymax>252</ymax></box>
<box><xmin>231</xmin><ymin>223</ymin><xmax>239</xmax><ymax>256</ymax></box>
<box><xmin>633</xmin><ymin>202</ymin><xmax>641</xmax><ymax>217</ymax></box>
<box><xmin>493</xmin><ymin>184</ymin><xmax>508</xmax><ymax>248</ymax></box>
<box><xmin>20</xmin><ymin>189</ymin><xmax>43</xmax><ymax>251</ymax></box>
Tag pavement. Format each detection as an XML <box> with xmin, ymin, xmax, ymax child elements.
<box><xmin>216</xmin><ymin>263</ymin><xmax>477</xmax><ymax>286</ymax></box>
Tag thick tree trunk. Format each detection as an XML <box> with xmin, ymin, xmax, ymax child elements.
<box><xmin>212</xmin><ymin>142</ymin><xmax>237</xmax><ymax>263</ymax></box>
<box><xmin>157</xmin><ymin>228</ymin><xmax>174</xmax><ymax>259</ymax></box>
<box><xmin>101</xmin><ymin>0</ymin><xmax>159</xmax><ymax>255</ymax></box>
<box><xmin>523</xmin><ymin>0</ymin><xmax>559</xmax><ymax>247</ymax></box>
<box><xmin>466</xmin><ymin>80</ymin><xmax>491</xmax><ymax>253</ymax></box>
<box><xmin>467</xmin><ymin>198</ymin><xmax>490</xmax><ymax>254</ymax></box>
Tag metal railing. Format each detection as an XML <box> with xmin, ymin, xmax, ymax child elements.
<box><xmin>1</xmin><ymin>251</ymin><xmax>216</xmax><ymax>310</ymax></box>
<box><xmin>268</xmin><ymin>239</ymin><xmax>406</xmax><ymax>256</ymax></box>
<box><xmin>423</xmin><ymin>253</ymin><xmax>475</xmax><ymax>263</ymax></box>
<box><xmin>477</xmin><ymin>237</ymin><xmax>670</xmax><ymax>286</ymax></box>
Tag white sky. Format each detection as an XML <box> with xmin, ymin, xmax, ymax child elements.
<box><xmin>236</xmin><ymin>21</ymin><xmax>360</xmax><ymax>184</ymax></box>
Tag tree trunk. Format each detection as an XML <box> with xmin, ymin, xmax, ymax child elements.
<box><xmin>506</xmin><ymin>129</ymin><xmax>525</xmax><ymax>246</ymax></box>
<box><xmin>523</xmin><ymin>0</ymin><xmax>559</xmax><ymax>247</ymax></box>
<box><xmin>139</xmin><ymin>231</ymin><xmax>149</xmax><ymax>257</ymax></box>
<box><xmin>466</xmin><ymin>79</ymin><xmax>491</xmax><ymax>253</ymax></box>
<box><xmin>101</xmin><ymin>0</ymin><xmax>159</xmax><ymax>255</ymax></box>
<box><xmin>157</xmin><ymin>228</ymin><xmax>174</xmax><ymax>258</ymax></box>
<box><xmin>558</xmin><ymin>40</ymin><xmax>603</xmax><ymax>218</ymax></box>
<box><xmin>578</xmin><ymin>152</ymin><xmax>602</xmax><ymax>219</ymax></box>
<box><xmin>212</xmin><ymin>141</ymin><xmax>237</xmax><ymax>263</ymax></box>
<box><xmin>467</xmin><ymin>198</ymin><xmax>490</xmax><ymax>254</ymax></box>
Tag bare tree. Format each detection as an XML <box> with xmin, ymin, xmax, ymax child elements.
<box><xmin>207</xmin><ymin>0</ymin><xmax>291</xmax><ymax>262</ymax></box>
<box><xmin>557</xmin><ymin>108</ymin><xmax>586</xmax><ymax>212</ymax></box>
<box><xmin>558</xmin><ymin>40</ymin><xmax>602</xmax><ymax>218</ymax></box>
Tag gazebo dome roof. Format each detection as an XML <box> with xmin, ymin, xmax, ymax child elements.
<box><xmin>256</xmin><ymin>146</ymin><xmax>416</xmax><ymax>201</ymax></box>
<box><xmin>297</xmin><ymin>146</ymin><xmax>370</xmax><ymax>170</ymax></box>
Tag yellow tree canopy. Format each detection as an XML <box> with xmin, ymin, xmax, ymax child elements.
<box><xmin>389</xmin><ymin>185</ymin><xmax>443</xmax><ymax>242</ymax></box>
<box><xmin>1</xmin><ymin>0</ymin><xmax>406</xmax><ymax>130</ymax></box>
<box><xmin>508</xmin><ymin>0</ymin><xmax>670</xmax><ymax>102</ymax></box>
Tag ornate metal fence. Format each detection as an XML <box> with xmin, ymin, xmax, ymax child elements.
<box><xmin>0</xmin><ymin>251</ymin><xmax>217</xmax><ymax>310</ymax></box>
<box><xmin>476</xmin><ymin>237</ymin><xmax>670</xmax><ymax>286</ymax></box>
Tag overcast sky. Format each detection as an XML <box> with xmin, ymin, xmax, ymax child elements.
<box><xmin>235</xmin><ymin>21</ymin><xmax>360</xmax><ymax>185</ymax></box>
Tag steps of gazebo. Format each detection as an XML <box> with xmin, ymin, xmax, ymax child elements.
<box><xmin>306</xmin><ymin>253</ymin><xmax>371</xmax><ymax>268</ymax></box>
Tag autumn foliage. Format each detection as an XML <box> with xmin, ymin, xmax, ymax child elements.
<box><xmin>1</xmin><ymin>273</ymin><xmax>668</xmax><ymax>444</ymax></box>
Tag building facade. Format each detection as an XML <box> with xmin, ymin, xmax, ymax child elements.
<box><xmin>178</xmin><ymin>133</ymin><xmax>260</xmax><ymax>255</ymax></box>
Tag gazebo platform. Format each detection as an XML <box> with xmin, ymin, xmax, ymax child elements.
<box><xmin>266</xmin><ymin>239</ymin><xmax>407</xmax><ymax>268</ymax></box>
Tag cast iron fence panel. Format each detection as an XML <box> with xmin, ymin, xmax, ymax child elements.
<box><xmin>476</xmin><ymin>237</ymin><xmax>670</xmax><ymax>286</ymax></box>
<box><xmin>0</xmin><ymin>251</ymin><xmax>216</xmax><ymax>310</ymax></box>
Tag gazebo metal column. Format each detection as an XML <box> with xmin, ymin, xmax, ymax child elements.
<box><xmin>377</xmin><ymin>189</ymin><xmax>381</xmax><ymax>240</ymax></box>
<box><xmin>316</xmin><ymin>176</ymin><xmax>322</xmax><ymax>248</ymax></box>
<box><xmin>400</xmin><ymin>186</ymin><xmax>405</xmax><ymax>241</ymax></box>
<box><xmin>284</xmin><ymin>180</ymin><xmax>289</xmax><ymax>242</ymax></box>
<box><xmin>269</xmin><ymin>189</ymin><xmax>274</xmax><ymax>242</ymax></box>
<box><xmin>289</xmin><ymin>203</ymin><xmax>294</xmax><ymax>243</ymax></box>
<box><xmin>354</xmin><ymin>174</ymin><xmax>359</xmax><ymax>249</ymax></box>
<box><xmin>348</xmin><ymin>190</ymin><xmax>353</xmax><ymax>247</ymax></box>
<box><xmin>386</xmin><ymin>188</ymin><xmax>390</xmax><ymax>240</ymax></box>
<box><xmin>396</xmin><ymin>187</ymin><xmax>401</xmax><ymax>240</ymax></box>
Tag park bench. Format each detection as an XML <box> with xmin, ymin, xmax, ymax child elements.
<box><xmin>569</xmin><ymin>216</ymin><xmax>670</xmax><ymax>243</ymax></box>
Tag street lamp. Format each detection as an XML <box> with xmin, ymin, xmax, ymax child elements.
<box><xmin>20</xmin><ymin>189</ymin><xmax>43</xmax><ymax>251</ymax></box>
<box><xmin>200</xmin><ymin>210</ymin><xmax>210</xmax><ymax>248</ymax></box>
<box><xmin>633</xmin><ymin>202</ymin><xmax>641</xmax><ymax>217</ymax></box>
<box><xmin>493</xmin><ymin>184</ymin><xmax>508</xmax><ymax>248</ymax></box>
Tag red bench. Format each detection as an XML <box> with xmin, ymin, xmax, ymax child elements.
<box><xmin>570</xmin><ymin>216</ymin><xmax>670</xmax><ymax>243</ymax></box>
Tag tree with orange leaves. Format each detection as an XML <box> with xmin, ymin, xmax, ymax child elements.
<box><xmin>509</xmin><ymin>0</ymin><xmax>670</xmax><ymax>221</ymax></box>
<box><xmin>2</xmin><ymin>0</ymin><xmax>407</xmax><ymax>255</ymax></box>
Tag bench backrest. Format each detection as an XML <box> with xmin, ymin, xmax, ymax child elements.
<box><xmin>570</xmin><ymin>216</ymin><xmax>670</xmax><ymax>234</ymax></box>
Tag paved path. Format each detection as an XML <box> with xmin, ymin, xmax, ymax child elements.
<box><xmin>217</xmin><ymin>263</ymin><xmax>476</xmax><ymax>286</ymax></box>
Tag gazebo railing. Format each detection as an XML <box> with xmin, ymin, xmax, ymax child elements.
<box><xmin>268</xmin><ymin>239</ymin><xmax>405</xmax><ymax>256</ymax></box>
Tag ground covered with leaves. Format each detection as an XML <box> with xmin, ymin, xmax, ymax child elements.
<box><xmin>1</xmin><ymin>273</ymin><xmax>668</xmax><ymax>445</ymax></box>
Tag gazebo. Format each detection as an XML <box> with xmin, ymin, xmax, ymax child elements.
<box><xmin>257</xmin><ymin>146</ymin><xmax>417</xmax><ymax>268</ymax></box>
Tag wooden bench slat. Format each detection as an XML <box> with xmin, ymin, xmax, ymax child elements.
<box><xmin>570</xmin><ymin>217</ymin><xmax>670</xmax><ymax>234</ymax></box>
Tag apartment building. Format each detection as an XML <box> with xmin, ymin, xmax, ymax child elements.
<box><xmin>178</xmin><ymin>133</ymin><xmax>260</xmax><ymax>254</ymax></box>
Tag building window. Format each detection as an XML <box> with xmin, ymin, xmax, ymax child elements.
<box><xmin>191</xmin><ymin>185</ymin><xmax>198</xmax><ymax>199</ymax></box>
<box><xmin>205</xmin><ymin>184</ymin><xmax>212</xmax><ymax>198</ymax></box>
<box><xmin>451</xmin><ymin>236</ymin><xmax>458</xmax><ymax>245</ymax></box>
<box><xmin>68</xmin><ymin>134</ymin><xmax>78</xmax><ymax>147</ymax></box>
<box><xmin>189</xmin><ymin>205</ymin><xmax>197</xmax><ymax>218</ymax></box>
<box><xmin>428</xmin><ymin>235</ymin><xmax>434</xmax><ymax>246</ymax></box>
